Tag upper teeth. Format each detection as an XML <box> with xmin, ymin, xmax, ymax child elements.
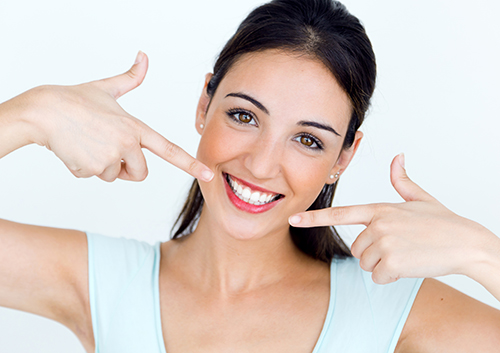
<box><xmin>228</xmin><ymin>174</ymin><xmax>278</xmax><ymax>205</ymax></box>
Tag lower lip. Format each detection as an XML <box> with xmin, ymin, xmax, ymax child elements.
<box><xmin>223</xmin><ymin>175</ymin><xmax>282</xmax><ymax>214</ymax></box>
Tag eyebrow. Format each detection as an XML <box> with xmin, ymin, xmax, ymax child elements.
<box><xmin>225</xmin><ymin>92</ymin><xmax>341</xmax><ymax>137</ymax></box>
<box><xmin>225</xmin><ymin>92</ymin><xmax>269</xmax><ymax>115</ymax></box>
<box><xmin>297</xmin><ymin>120</ymin><xmax>342</xmax><ymax>137</ymax></box>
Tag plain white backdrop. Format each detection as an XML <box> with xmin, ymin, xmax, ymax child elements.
<box><xmin>0</xmin><ymin>0</ymin><xmax>499</xmax><ymax>351</ymax></box>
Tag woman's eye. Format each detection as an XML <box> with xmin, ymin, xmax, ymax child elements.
<box><xmin>226</xmin><ymin>109</ymin><xmax>257</xmax><ymax>126</ymax></box>
<box><xmin>236</xmin><ymin>113</ymin><xmax>253</xmax><ymax>124</ymax></box>
<box><xmin>294</xmin><ymin>134</ymin><xmax>323</xmax><ymax>150</ymax></box>
<box><xmin>300</xmin><ymin>136</ymin><xmax>314</xmax><ymax>147</ymax></box>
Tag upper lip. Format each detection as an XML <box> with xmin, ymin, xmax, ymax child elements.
<box><xmin>224</xmin><ymin>173</ymin><xmax>283</xmax><ymax>196</ymax></box>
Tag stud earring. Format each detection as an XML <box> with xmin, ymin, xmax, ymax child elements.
<box><xmin>329</xmin><ymin>172</ymin><xmax>340</xmax><ymax>180</ymax></box>
<box><xmin>200</xmin><ymin>124</ymin><xmax>204</xmax><ymax>129</ymax></box>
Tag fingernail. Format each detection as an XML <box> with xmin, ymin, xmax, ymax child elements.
<box><xmin>201</xmin><ymin>169</ymin><xmax>214</xmax><ymax>182</ymax></box>
<box><xmin>289</xmin><ymin>215</ymin><xmax>301</xmax><ymax>226</ymax></box>
<box><xmin>398</xmin><ymin>153</ymin><xmax>405</xmax><ymax>169</ymax></box>
<box><xmin>134</xmin><ymin>51</ymin><xmax>143</xmax><ymax>64</ymax></box>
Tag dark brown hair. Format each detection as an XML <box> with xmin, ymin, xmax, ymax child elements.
<box><xmin>171</xmin><ymin>0</ymin><xmax>376</xmax><ymax>263</ymax></box>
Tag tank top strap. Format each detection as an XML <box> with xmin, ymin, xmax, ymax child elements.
<box><xmin>86</xmin><ymin>232</ymin><xmax>163</xmax><ymax>353</ymax></box>
<box><xmin>315</xmin><ymin>257</ymin><xmax>423</xmax><ymax>353</ymax></box>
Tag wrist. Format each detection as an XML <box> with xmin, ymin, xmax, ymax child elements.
<box><xmin>0</xmin><ymin>93</ymin><xmax>38</xmax><ymax>158</ymax></box>
<box><xmin>19</xmin><ymin>85</ymin><xmax>54</xmax><ymax>146</ymax></box>
<box><xmin>461</xmin><ymin>224</ymin><xmax>500</xmax><ymax>283</ymax></box>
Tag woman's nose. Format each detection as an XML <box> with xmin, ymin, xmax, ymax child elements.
<box><xmin>243</xmin><ymin>137</ymin><xmax>282</xmax><ymax>180</ymax></box>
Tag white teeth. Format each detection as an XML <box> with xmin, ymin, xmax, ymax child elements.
<box><xmin>242</xmin><ymin>187</ymin><xmax>251</xmax><ymax>202</ymax></box>
<box><xmin>250</xmin><ymin>191</ymin><xmax>260</xmax><ymax>203</ymax></box>
<box><xmin>227</xmin><ymin>174</ymin><xmax>280</xmax><ymax>206</ymax></box>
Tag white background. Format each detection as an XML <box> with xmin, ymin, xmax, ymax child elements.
<box><xmin>0</xmin><ymin>0</ymin><xmax>499</xmax><ymax>351</ymax></box>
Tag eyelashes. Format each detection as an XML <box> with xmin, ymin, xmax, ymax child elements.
<box><xmin>225</xmin><ymin>108</ymin><xmax>324</xmax><ymax>151</ymax></box>
<box><xmin>294</xmin><ymin>133</ymin><xmax>324</xmax><ymax>150</ymax></box>
<box><xmin>226</xmin><ymin>108</ymin><xmax>257</xmax><ymax>126</ymax></box>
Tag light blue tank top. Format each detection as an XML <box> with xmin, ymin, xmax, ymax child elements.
<box><xmin>87</xmin><ymin>232</ymin><xmax>424</xmax><ymax>353</ymax></box>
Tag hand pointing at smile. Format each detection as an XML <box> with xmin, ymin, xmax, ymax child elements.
<box><xmin>2</xmin><ymin>51</ymin><xmax>214</xmax><ymax>183</ymax></box>
<box><xmin>289</xmin><ymin>154</ymin><xmax>500</xmax><ymax>287</ymax></box>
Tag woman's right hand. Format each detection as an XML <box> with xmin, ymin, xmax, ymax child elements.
<box><xmin>18</xmin><ymin>51</ymin><xmax>214</xmax><ymax>182</ymax></box>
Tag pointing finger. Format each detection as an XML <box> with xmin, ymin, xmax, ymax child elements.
<box><xmin>139</xmin><ymin>124</ymin><xmax>214</xmax><ymax>182</ymax></box>
<box><xmin>289</xmin><ymin>204</ymin><xmax>375</xmax><ymax>228</ymax></box>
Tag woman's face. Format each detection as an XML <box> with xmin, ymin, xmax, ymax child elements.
<box><xmin>195</xmin><ymin>50</ymin><xmax>361</xmax><ymax>240</ymax></box>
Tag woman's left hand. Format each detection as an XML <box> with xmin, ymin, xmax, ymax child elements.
<box><xmin>289</xmin><ymin>154</ymin><xmax>499</xmax><ymax>284</ymax></box>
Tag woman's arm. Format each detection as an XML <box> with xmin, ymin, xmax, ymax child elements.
<box><xmin>395</xmin><ymin>278</ymin><xmax>500</xmax><ymax>352</ymax></box>
<box><xmin>289</xmin><ymin>153</ymin><xmax>500</xmax><ymax>348</ymax></box>
<box><xmin>0</xmin><ymin>54</ymin><xmax>154</xmax><ymax>351</ymax></box>
<box><xmin>0</xmin><ymin>220</ymin><xmax>94</xmax><ymax>351</ymax></box>
<box><xmin>0</xmin><ymin>52</ymin><xmax>213</xmax><ymax>352</ymax></box>
<box><xmin>0</xmin><ymin>87</ymin><xmax>40</xmax><ymax>159</ymax></box>
<box><xmin>290</xmin><ymin>153</ymin><xmax>500</xmax><ymax>300</ymax></box>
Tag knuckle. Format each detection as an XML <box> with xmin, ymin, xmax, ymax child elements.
<box><xmin>121</xmin><ymin>135</ymin><xmax>138</xmax><ymax>151</ymax></box>
<box><xmin>350</xmin><ymin>243</ymin><xmax>361</xmax><ymax>258</ymax></box>
<box><xmin>162</xmin><ymin>141</ymin><xmax>179</xmax><ymax>160</ymax></box>
<box><xmin>98</xmin><ymin>175</ymin><xmax>115</xmax><ymax>183</ymax></box>
<box><xmin>329</xmin><ymin>207</ymin><xmax>345</xmax><ymax>220</ymax></box>
<box><xmin>371</xmin><ymin>272</ymin><xmax>384</xmax><ymax>284</ymax></box>
<box><xmin>103</xmin><ymin>176</ymin><xmax>116</xmax><ymax>183</ymax></box>
<box><xmin>136</xmin><ymin>168</ymin><xmax>149</xmax><ymax>181</ymax></box>
<box><xmin>125</xmin><ymin>69</ymin><xmax>138</xmax><ymax>81</ymax></box>
<box><xmin>371</xmin><ymin>219</ymin><xmax>388</xmax><ymax>234</ymax></box>
<box><xmin>381</xmin><ymin>255</ymin><xmax>399</xmax><ymax>274</ymax></box>
<box><xmin>187</xmin><ymin>159</ymin><xmax>198</xmax><ymax>173</ymax></box>
<box><xmin>91</xmin><ymin>164</ymin><xmax>106</xmax><ymax>176</ymax></box>
<box><xmin>351</xmin><ymin>240</ymin><xmax>362</xmax><ymax>259</ymax></box>
<box><xmin>106</xmin><ymin>146</ymin><xmax>122</xmax><ymax>161</ymax></box>
<box><xmin>378</xmin><ymin>236</ymin><xmax>396</xmax><ymax>253</ymax></box>
<box><xmin>359</xmin><ymin>257</ymin><xmax>370</xmax><ymax>272</ymax></box>
<box><xmin>374</xmin><ymin>203</ymin><xmax>390</xmax><ymax>214</ymax></box>
<box><xmin>306</xmin><ymin>211</ymin><xmax>317</xmax><ymax>225</ymax></box>
<box><xmin>70</xmin><ymin>169</ymin><xmax>83</xmax><ymax>178</ymax></box>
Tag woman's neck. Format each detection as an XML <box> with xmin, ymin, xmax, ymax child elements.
<box><xmin>164</xmin><ymin>209</ymin><xmax>312</xmax><ymax>297</ymax></box>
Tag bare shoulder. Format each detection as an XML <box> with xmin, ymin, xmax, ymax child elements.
<box><xmin>396</xmin><ymin>278</ymin><xmax>500</xmax><ymax>352</ymax></box>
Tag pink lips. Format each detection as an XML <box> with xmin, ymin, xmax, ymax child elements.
<box><xmin>223</xmin><ymin>173</ymin><xmax>283</xmax><ymax>214</ymax></box>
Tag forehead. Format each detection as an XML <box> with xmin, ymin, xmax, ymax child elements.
<box><xmin>215</xmin><ymin>50</ymin><xmax>352</xmax><ymax>131</ymax></box>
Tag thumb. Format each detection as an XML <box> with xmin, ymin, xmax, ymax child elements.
<box><xmin>98</xmin><ymin>51</ymin><xmax>149</xmax><ymax>99</ymax></box>
<box><xmin>390</xmin><ymin>153</ymin><xmax>435</xmax><ymax>202</ymax></box>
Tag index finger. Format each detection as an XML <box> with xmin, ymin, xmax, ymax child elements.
<box><xmin>140</xmin><ymin>126</ymin><xmax>214</xmax><ymax>182</ymax></box>
<box><xmin>289</xmin><ymin>205</ymin><xmax>375</xmax><ymax>228</ymax></box>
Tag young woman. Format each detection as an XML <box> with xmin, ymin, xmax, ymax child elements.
<box><xmin>1</xmin><ymin>0</ymin><xmax>499</xmax><ymax>352</ymax></box>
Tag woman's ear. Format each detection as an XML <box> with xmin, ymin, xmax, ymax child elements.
<box><xmin>195</xmin><ymin>73</ymin><xmax>213</xmax><ymax>135</ymax></box>
<box><xmin>327</xmin><ymin>130</ymin><xmax>363</xmax><ymax>184</ymax></box>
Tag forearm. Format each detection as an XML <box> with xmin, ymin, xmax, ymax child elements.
<box><xmin>463</xmin><ymin>226</ymin><xmax>500</xmax><ymax>303</ymax></box>
<box><xmin>0</xmin><ymin>88</ymin><xmax>42</xmax><ymax>159</ymax></box>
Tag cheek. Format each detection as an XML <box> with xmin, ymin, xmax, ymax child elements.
<box><xmin>196</xmin><ymin>120</ymin><xmax>240</xmax><ymax>167</ymax></box>
<box><xmin>287</xmin><ymin>158</ymin><xmax>332</xmax><ymax>206</ymax></box>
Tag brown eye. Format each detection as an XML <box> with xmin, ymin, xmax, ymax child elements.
<box><xmin>300</xmin><ymin>136</ymin><xmax>313</xmax><ymax>146</ymax></box>
<box><xmin>226</xmin><ymin>109</ymin><xmax>257</xmax><ymax>126</ymax></box>
<box><xmin>294</xmin><ymin>134</ymin><xmax>323</xmax><ymax>150</ymax></box>
<box><xmin>237</xmin><ymin>113</ymin><xmax>252</xmax><ymax>123</ymax></box>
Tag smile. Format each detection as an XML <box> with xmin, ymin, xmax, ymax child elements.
<box><xmin>223</xmin><ymin>173</ymin><xmax>284</xmax><ymax>213</ymax></box>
